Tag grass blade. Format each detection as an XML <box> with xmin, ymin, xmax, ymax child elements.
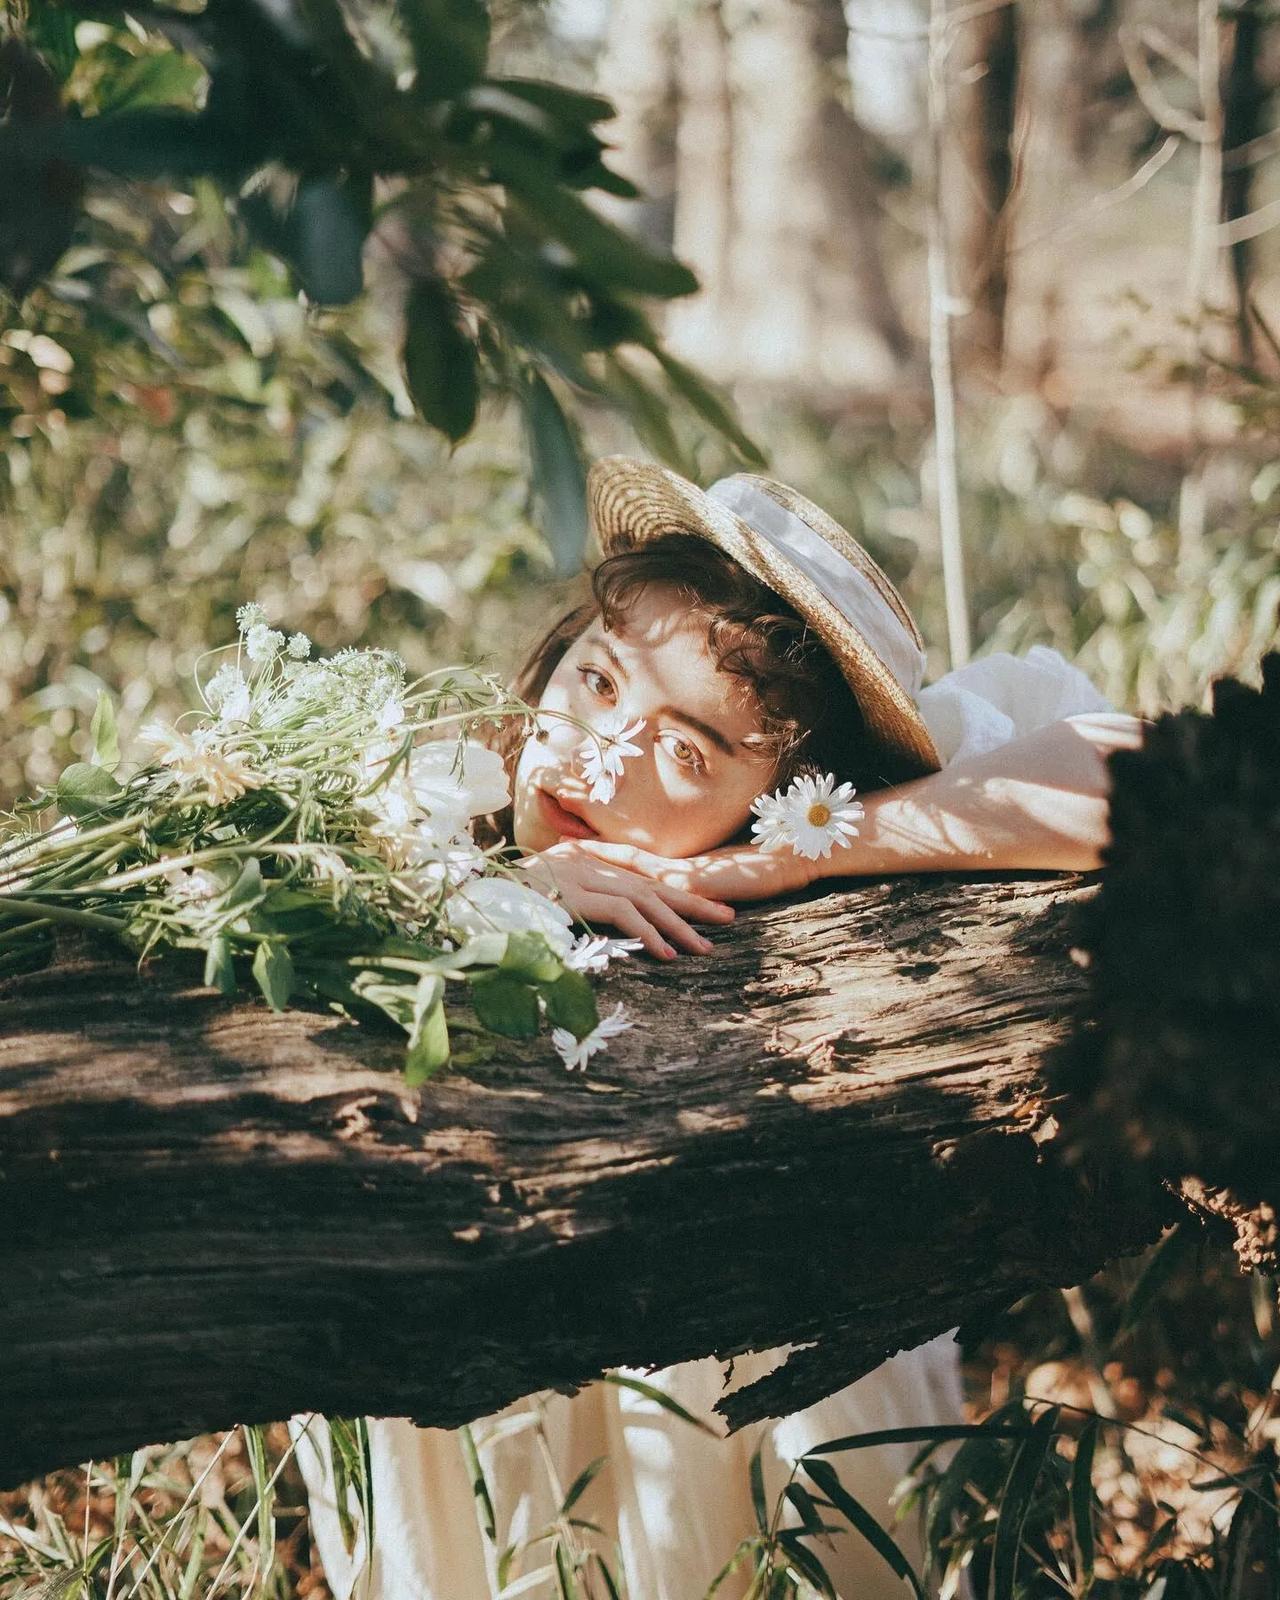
<box><xmin>1070</xmin><ymin>1417</ymin><xmax>1100</xmax><ymax>1589</ymax></box>
<box><xmin>801</xmin><ymin>1457</ymin><xmax>927</xmax><ymax>1600</ymax></box>
<box><xmin>989</xmin><ymin>1406</ymin><xmax>1060</xmax><ymax>1600</ymax></box>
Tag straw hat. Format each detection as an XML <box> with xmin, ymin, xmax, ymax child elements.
<box><xmin>587</xmin><ymin>456</ymin><xmax>942</xmax><ymax>779</ymax></box>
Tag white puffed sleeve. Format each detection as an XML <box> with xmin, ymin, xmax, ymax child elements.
<box><xmin>916</xmin><ymin>645</ymin><xmax>1112</xmax><ymax>769</ymax></box>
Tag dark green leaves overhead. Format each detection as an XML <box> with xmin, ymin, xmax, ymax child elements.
<box><xmin>293</xmin><ymin>174</ymin><xmax>370</xmax><ymax>305</ymax></box>
<box><xmin>522</xmin><ymin>372</ymin><xmax>588</xmax><ymax>576</ymax></box>
<box><xmin>403</xmin><ymin>275</ymin><xmax>479</xmax><ymax>443</ymax></box>
<box><xmin>399</xmin><ymin>0</ymin><xmax>491</xmax><ymax>102</ymax></box>
<box><xmin>4</xmin><ymin>2</ymin><xmax>762</xmax><ymax>474</ymax></box>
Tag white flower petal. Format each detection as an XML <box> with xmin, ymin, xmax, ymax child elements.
<box><xmin>445</xmin><ymin>875</ymin><xmax>574</xmax><ymax>955</ymax></box>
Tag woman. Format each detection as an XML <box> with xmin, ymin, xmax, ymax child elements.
<box><xmin>295</xmin><ymin>457</ymin><xmax>1143</xmax><ymax>1599</ymax></box>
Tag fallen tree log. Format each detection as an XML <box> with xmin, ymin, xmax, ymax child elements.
<box><xmin>0</xmin><ymin>872</ymin><xmax>1170</xmax><ymax>1489</ymax></box>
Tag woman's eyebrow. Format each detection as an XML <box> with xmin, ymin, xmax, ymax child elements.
<box><xmin>594</xmin><ymin>635</ymin><xmax>737</xmax><ymax>757</ymax></box>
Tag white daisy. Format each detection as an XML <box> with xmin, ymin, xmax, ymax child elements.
<box><xmin>576</xmin><ymin>714</ymin><xmax>646</xmax><ymax>804</ymax></box>
<box><xmin>563</xmin><ymin>933</ymin><xmax>644</xmax><ymax>974</ymax></box>
<box><xmin>551</xmin><ymin>1002</ymin><xmax>634</xmax><ymax>1072</ymax></box>
<box><xmin>749</xmin><ymin>771</ymin><xmax>865</xmax><ymax>861</ymax></box>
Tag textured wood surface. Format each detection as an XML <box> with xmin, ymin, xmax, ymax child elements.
<box><xmin>0</xmin><ymin>873</ymin><xmax>1166</xmax><ymax>1487</ymax></box>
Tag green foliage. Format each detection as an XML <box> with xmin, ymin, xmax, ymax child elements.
<box><xmin>0</xmin><ymin>0</ymin><xmax>762</xmax><ymax>556</ymax></box>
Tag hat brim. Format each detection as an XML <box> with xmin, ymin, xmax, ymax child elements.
<box><xmin>586</xmin><ymin>455</ymin><xmax>941</xmax><ymax>782</ymax></box>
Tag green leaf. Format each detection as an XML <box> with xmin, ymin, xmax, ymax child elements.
<box><xmin>748</xmin><ymin>1439</ymin><xmax>770</xmax><ymax>1536</ymax></box>
<box><xmin>491</xmin><ymin>142</ymin><xmax>699</xmax><ymax>299</ymax></box>
<box><xmin>989</xmin><ymin>1406</ymin><xmax>1060</xmax><ymax>1600</ymax></box>
<box><xmin>294</xmin><ymin>175</ymin><xmax>369</xmax><ymax>305</ymax></box>
<box><xmin>541</xmin><ymin>970</ymin><xmax>598</xmax><ymax>1037</ymax></box>
<box><xmin>778</xmin><ymin>1531</ymin><xmax>837</xmax><ymax>1599</ymax></box>
<box><xmin>801</xmin><ymin>1457</ymin><xmax>927</xmax><ymax>1600</ymax></box>
<box><xmin>95</xmin><ymin>52</ymin><xmax>205</xmax><ymax>117</ymax></box>
<box><xmin>400</xmin><ymin>0</ymin><xmax>490</xmax><ymax>101</ymax></box>
<box><xmin>499</xmin><ymin>929</ymin><xmax>564</xmax><ymax>983</ymax></box>
<box><xmin>54</xmin><ymin>761</ymin><xmax>122</xmax><ymax>820</ymax></box>
<box><xmin>222</xmin><ymin>856</ymin><xmax>265</xmax><ymax>912</ymax></box>
<box><xmin>601</xmin><ymin>1373</ymin><xmax>719</xmax><ymax>1435</ymax></box>
<box><xmin>783</xmin><ymin>1483</ymin><xmax>839</xmax><ymax>1537</ymax></box>
<box><xmin>522</xmin><ymin>371</ymin><xmax>588</xmax><ymax>576</ymax></box>
<box><xmin>485</xmin><ymin>78</ymin><xmax>617</xmax><ymax>129</ymax></box>
<box><xmin>590</xmin><ymin>1553</ymin><xmax>623</xmax><ymax>1600</ymax></box>
<box><xmin>1070</xmin><ymin>1417</ymin><xmax>1100</xmax><ymax>1588</ymax></box>
<box><xmin>1114</xmin><ymin>1224</ymin><xmax>1196</xmax><ymax>1340</ymax></box>
<box><xmin>459</xmin><ymin>1423</ymin><xmax>497</xmax><ymax>1541</ymax></box>
<box><xmin>704</xmin><ymin>1538</ymin><xmax>761</xmax><ymax>1597</ymax></box>
<box><xmin>806</xmin><ymin>1422</ymin><xmax>1032</xmax><ymax>1455</ymax></box>
<box><xmin>405</xmin><ymin>974</ymin><xmax>449</xmax><ymax>1086</ymax></box>
<box><xmin>559</xmin><ymin>1455</ymin><xmax>607</xmax><ymax>1516</ymax></box>
<box><xmin>252</xmin><ymin>939</ymin><xmax>294</xmax><ymax>1012</ymax></box>
<box><xmin>403</xmin><ymin>275</ymin><xmax>479</xmax><ymax>443</ymax></box>
<box><xmin>203</xmin><ymin>935</ymin><xmax>236</xmax><ymax>996</ymax></box>
<box><xmin>650</xmin><ymin>346</ymin><xmax>767</xmax><ymax>467</ymax></box>
<box><xmin>470</xmin><ymin>970</ymin><xmax>540</xmax><ymax>1037</ymax></box>
<box><xmin>89</xmin><ymin>690</ymin><xmax>120</xmax><ymax>772</ymax></box>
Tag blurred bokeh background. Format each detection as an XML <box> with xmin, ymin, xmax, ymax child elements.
<box><xmin>3</xmin><ymin>0</ymin><xmax>1278</xmax><ymax>810</ymax></box>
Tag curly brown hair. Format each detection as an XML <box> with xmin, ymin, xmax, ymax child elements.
<box><xmin>481</xmin><ymin>533</ymin><xmax>905</xmax><ymax>849</ymax></box>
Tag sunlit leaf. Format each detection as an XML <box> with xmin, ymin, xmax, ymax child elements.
<box><xmin>252</xmin><ymin>938</ymin><xmax>294</xmax><ymax>1011</ymax></box>
<box><xmin>54</xmin><ymin>761</ymin><xmax>122</xmax><ymax>820</ymax></box>
<box><xmin>89</xmin><ymin>689</ymin><xmax>119</xmax><ymax>772</ymax></box>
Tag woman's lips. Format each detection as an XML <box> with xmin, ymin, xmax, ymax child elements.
<box><xmin>536</xmin><ymin>786</ymin><xmax>600</xmax><ymax>840</ymax></box>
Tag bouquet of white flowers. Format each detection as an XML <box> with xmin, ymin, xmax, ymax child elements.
<box><xmin>0</xmin><ymin>606</ymin><xmax>633</xmax><ymax>1082</ymax></box>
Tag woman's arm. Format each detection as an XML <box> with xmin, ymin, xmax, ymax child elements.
<box><xmin>566</xmin><ymin>713</ymin><xmax>1147</xmax><ymax>905</ymax></box>
<box><xmin>828</xmin><ymin>711</ymin><xmax>1146</xmax><ymax>877</ymax></box>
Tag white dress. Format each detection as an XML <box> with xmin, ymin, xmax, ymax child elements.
<box><xmin>293</xmin><ymin>648</ymin><xmax>1112</xmax><ymax>1600</ymax></box>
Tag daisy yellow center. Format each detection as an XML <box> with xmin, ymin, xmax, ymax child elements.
<box><xmin>806</xmin><ymin>802</ymin><xmax>832</xmax><ymax>827</ymax></box>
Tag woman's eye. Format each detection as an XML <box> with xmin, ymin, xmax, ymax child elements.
<box><xmin>576</xmin><ymin>664</ymin><xmax>615</xmax><ymax>700</ymax></box>
<box><xmin>666</xmin><ymin>735</ymin><xmax>705</xmax><ymax>774</ymax></box>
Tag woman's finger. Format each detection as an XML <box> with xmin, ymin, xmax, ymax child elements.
<box><xmin>646</xmin><ymin>879</ymin><xmax>735</xmax><ymax>923</ymax></box>
<box><xmin>634</xmin><ymin>891</ymin><xmax>717</xmax><ymax>956</ymax></box>
<box><xmin>574</xmin><ymin>841</ymin><xmax>735</xmax><ymax>915</ymax></box>
<box><xmin>577</xmin><ymin>893</ymin><xmax>674</xmax><ymax>961</ymax></box>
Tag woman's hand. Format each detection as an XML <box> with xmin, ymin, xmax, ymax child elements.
<box><xmin>519</xmin><ymin>839</ymin><xmax>739</xmax><ymax>960</ymax></box>
<box><xmin>546</xmin><ymin>838</ymin><xmax>820</xmax><ymax>908</ymax></box>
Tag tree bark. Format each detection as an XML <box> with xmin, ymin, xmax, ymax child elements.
<box><xmin>942</xmin><ymin>0</ymin><xmax>1021</xmax><ymax>373</ymax></box>
<box><xmin>0</xmin><ymin>873</ymin><xmax>1169</xmax><ymax>1489</ymax></box>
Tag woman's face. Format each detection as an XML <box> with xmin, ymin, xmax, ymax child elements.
<box><xmin>512</xmin><ymin>584</ymin><xmax>776</xmax><ymax>858</ymax></box>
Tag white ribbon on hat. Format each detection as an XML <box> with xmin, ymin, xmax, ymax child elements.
<box><xmin>706</xmin><ymin>477</ymin><xmax>927</xmax><ymax>696</ymax></box>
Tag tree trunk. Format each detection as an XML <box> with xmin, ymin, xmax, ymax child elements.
<box><xmin>664</xmin><ymin>0</ymin><xmax>737</xmax><ymax>374</ymax></box>
<box><xmin>590</xmin><ymin>0</ymin><xmax>678</xmax><ymax>251</ymax></box>
<box><xmin>942</xmin><ymin>0</ymin><xmax>1021</xmax><ymax>373</ymax></box>
<box><xmin>0</xmin><ymin>873</ymin><xmax>1171</xmax><ymax>1489</ymax></box>
<box><xmin>652</xmin><ymin>0</ymin><xmax>909</xmax><ymax>389</ymax></box>
<box><xmin>1222</xmin><ymin>0</ymin><xmax>1267</xmax><ymax>361</ymax></box>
